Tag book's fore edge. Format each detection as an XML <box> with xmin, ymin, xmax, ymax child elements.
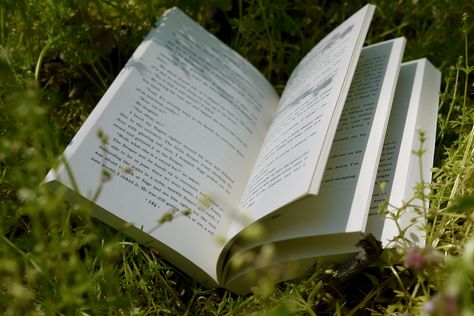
<box><xmin>162</xmin><ymin>7</ymin><xmax>277</xmax><ymax>99</ymax></box>
<box><xmin>225</xmin><ymin>257</ymin><xmax>319</xmax><ymax>295</ymax></box>
<box><xmin>43</xmin><ymin>179</ymin><xmax>219</xmax><ymax>287</ymax></box>
<box><xmin>308</xmin><ymin>4</ymin><xmax>375</xmax><ymax>195</ymax></box>
<box><xmin>396</xmin><ymin>59</ymin><xmax>441</xmax><ymax>246</ymax></box>
<box><xmin>346</xmin><ymin>37</ymin><xmax>407</xmax><ymax>233</ymax></box>
<box><xmin>216</xmin><ymin>187</ymin><xmax>316</xmax><ymax>284</ymax></box>
<box><xmin>222</xmin><ymin>231</ymin><xmax>362</xmax><ymax>294</ymax></box>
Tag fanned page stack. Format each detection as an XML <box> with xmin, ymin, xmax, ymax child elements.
<box><xmin>46</xmin><ymin>4</ymin><xmax>441</xmax><ymax>294</ymax></box>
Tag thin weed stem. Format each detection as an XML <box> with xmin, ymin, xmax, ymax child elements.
<box><xmin>257</xmin><ymin>0</ymin><xmax>273</xmax><ymax>77</ymax></box>
<box><xmin>0</xmin><ymin>6</ymin><xmax>4</xmax><ymax>45</ymax></box>
<box><xmin>61</xmin><ymin>155</ymin><xmax>80</xmax><ymax>194</ymax></box>
<box><xmin>90</xmin><ymin>63</ymin><xmax>109</xmax><ymax>92</ymax></box>
<box><xmin>449</xmin><ymin>123</ymin><xmax>474</xmax><ymax>204</ymax></box>
<box><xmin>1</xmin><ymin>235</ymin><xmax>54</xmax><ymax>288</ymax></box>
<box><xmin>461</xmin><ymin>14</ymin><xmax>471</xmax><ymax>117</ymax></box>
<box><xmin>443</xmin><ymin>64</ymin><xmax>460</xmax><ymax>138</ymax></box>
<box><xmin>78</xmin><ymin>64</ymin><xmax>107</xmax><ymax>93</ymax></box>
<box><xmin>34</xmin><ymin>33</ymin><xmax>59</xmax><ymax>81</ymax></box>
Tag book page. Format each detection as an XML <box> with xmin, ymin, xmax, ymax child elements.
<box><xmin>220</xmin><ymin>39</ymin><xmax>405</xmax><ymax>288</ymax></box>
<box><xmin>222</xmin><ymin>39</ymin><xmax>405</xmax><ymax>257</ymax></box>
<box><xmin>47</xmin><ymin>8</ymin><xmax>279</xmax><ymax>281</ymax></box>
<box><xmin>230</xmin><ymin>5</ymin><xmax>375</xmax><ymax>236</ymax></box>
<box><xmin>366</xmin><ymin>59</ymin><xmax>441</xmax><ymax>246</ymax></box>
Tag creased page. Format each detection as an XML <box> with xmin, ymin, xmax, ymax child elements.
<box><xmin>229</xmin><ymin>4</ymin><xmax>374</xmax><ymax>238</ymax></box>
<box><xmin>47</xmin><ymin>7</ymin><xmax>279</xmax><ymax>282</ymax></box>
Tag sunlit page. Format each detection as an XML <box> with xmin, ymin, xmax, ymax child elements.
<box><xmin>49</xmin><ymin>8</ymin><xmax>279</xmax><ymax>280</ymax></box>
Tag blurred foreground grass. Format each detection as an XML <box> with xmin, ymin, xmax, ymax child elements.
<box><xmin>1</xmin><ymin>0</ymin><xmax>473</xmax><ymax>314</ymax></box>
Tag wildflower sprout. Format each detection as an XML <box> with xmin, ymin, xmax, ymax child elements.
<box><xmin>379</xmin><ymin>181</ymin><xmax>387</xmax><ymax>193</ymax></box>
<box><xmin>97</xmin><ymin>129</ymin><xmax>109</xmax><ymax>144</ymax></box>
<box><xmin>404</xmin><ymin>246</ymin><xmax>443</xmax><ymax>271</ymax></box>
<box><xmin>198</xmin><ymin>193</ymin><xmax>214</xmax><ymax>208</ymax></box>
<box><xmin>158</xmin><ymin>212</ymin><xmax>174</xmax><ymax>225</ymax></box>
<box><xmin>121</xmin><ymin>167</ymin><xmax>134</xmax><ymax>174</ymax></box>
<box><xmin>242</xmin><ymin>223</ymin><xmax>265</xmax><ymax>241</ymax></box>
<box><xmin>101</xmin><ymin>169</ymin><xmax>111</xmax><ymax>181</ymax></box>
<box><xmin>182</xmin><ymin>208</ymin><xmax>191</xmax><ymax>217</ymax></box>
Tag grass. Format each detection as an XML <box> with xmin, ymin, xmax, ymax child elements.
<box><xmin>1</xmin><ymin>0</ymin><xmax>473</xmax><ymax>314</ymax></box>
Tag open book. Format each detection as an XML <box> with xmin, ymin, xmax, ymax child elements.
<box><xmin>45</xmin><ymin>4</ymin><xmax>441</xmax><ymax>294</ymax></box>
